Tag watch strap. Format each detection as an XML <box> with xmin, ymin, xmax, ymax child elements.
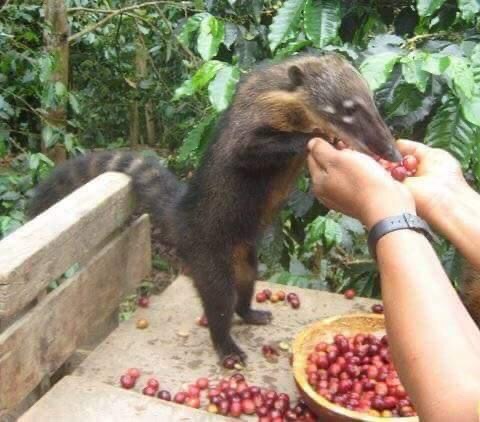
<box><xmin>368</xmin><ymin>213</ymin><xmax>438</xmax><ymax>260</ymax></box>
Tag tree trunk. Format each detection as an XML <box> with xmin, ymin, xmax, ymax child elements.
<box><xmin>135</xmin><ymin>39</ymin><xmax>156</xmax><ymax>145</ymax></box>
<box><xmin>43</xmin><ymin>0</ymin><xmax>69</xmax><ymax>162</ymax></box>
<box><xmin>129</xmin><ymin>103</ymin><xmax>140</xmax><ymax>147</ymax></box>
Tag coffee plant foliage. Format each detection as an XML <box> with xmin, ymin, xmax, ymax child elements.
<box><xmin>0</xmin><ymin>0</ymin><xmax>479</xmax><ymax>296</ymax></box>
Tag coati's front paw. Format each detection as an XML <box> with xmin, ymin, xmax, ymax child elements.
<box><xmin>240</xmin><ymin>309</ymin><xmax>272</xmax><ymax>325</ymax></box>
<box><xmin>218</xmin><ymin>339</ymin><xmax>247</xmax><ymax>365</ymax></box>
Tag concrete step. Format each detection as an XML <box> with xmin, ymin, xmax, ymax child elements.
<box><xmin>23</xmin><ymin>276</ymin><xmax>379</xmax><ymax>421</ymax></box>
<box><xmin>19</xmin><ymin>375</ymin><xmax>231</xmax><ymax>422</ymax></box>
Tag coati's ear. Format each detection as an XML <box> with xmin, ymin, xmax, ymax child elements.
<box><xmin>288</xmin><ymin>65</ymin><xmax>304</xmax><ymax>88</ymax></box>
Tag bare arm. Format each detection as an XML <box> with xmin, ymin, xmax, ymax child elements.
<box><xmin>307</xmin><ymin>138</ymin><xmax>480</xmax><ymax>421</ymax></box>
<box><xmin>397</xmin><ymin>139</ymin><xmax>480</xmax><ymax>270</ymax></box>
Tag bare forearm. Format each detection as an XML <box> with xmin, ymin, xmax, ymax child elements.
<box><xmin>428</xmin><ymin>184</ymin><xmax>480</xmax><ymax>270</ymax></box>
<box><xmin>377</xmin><ymin>230</ymin><xmax>480</xmax><ymax>420</ymax></box>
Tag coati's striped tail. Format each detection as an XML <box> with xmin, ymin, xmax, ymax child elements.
<box><xmin>27</xmin><ymin>151</ymin><xmax>185</xmax><ymax>244</ymax></box>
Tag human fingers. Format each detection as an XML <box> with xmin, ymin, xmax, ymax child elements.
<box><xmin>396</xmin><ymin>139</ymin><xmax>430</xmax><ymax>159</ymax></box>
<box><xmin>307</xmin><ymin>137</ymin><xmax>339</xmax><ymax>170</ymax></box>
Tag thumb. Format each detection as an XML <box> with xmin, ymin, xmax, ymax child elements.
<box><xmin>307</xmin><ymin>138</ymin><xmax>338</xmax><ymax>166</ymax></box>
<box><xmin>396</xmin><ymin>139</ymin><xmax>430</xmax><ymax>159</ymax></box>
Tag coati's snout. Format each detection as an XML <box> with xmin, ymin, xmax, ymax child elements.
<box><xmin>287</xmin><ymin>54</ymin><xmax>402</xmax><ymax>163</ymax></box>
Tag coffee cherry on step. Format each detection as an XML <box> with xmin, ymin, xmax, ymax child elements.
<box><xmin>142</xmin><ymin>386</ymin><xmax>157</xmax><ymax>396</ymax></box>
<box><xmin>157</xmin><ymin>390</ymin><xmax>171</xmax><ymax>401</ymax></box>
<box><xmin>263</xmin><ymin>289</ymin><xmax>272</xmax><ymax>299</ymax></box>
<box><xmin>120</xmin><ymin>374</ymin><xmax>135</xmax><ymax>389</ymax></box>
<box><xmin>196</xmin><ymin>314</ymin><xmax>208</xmax><ymax>327</ymax></box>
<box><xmin>256</xmin><ymin>291</ymin><xmax>268</xmax><ymax>303</ymax></box>
<box><xmin>136</xmin><ymin>319</ymin><xmax>149</xmax><ymax>329</ymax></box>
<box><xmin>138</xmin><ymin>296</ymin><xmax>149</xmax><ymax>307</ymax></box>
<box><xmin>276</xmin><ymin>291</ymin><xmax>286</xmax><ymax>301</ymax></box>
<box><xmin>290</xmin><ymin>298</ymin><xmax>300</xmax><ymax>309</ymax></box>
<box><xmin>196</xmin><ymin>377</ymin><xmax>209</xmax><ymax>389</ymax></box>
<box><xmin>185</xmin><ymin>396</ymin><xmax>201</xmax><ymax>408</ymax></box>
<box><xmin>173</xmin><ymin>392</ymin><xmax>187</xmax><ymax>404</ymax></box>
<box><xmin>126</xmin><ymin>368</ymin><xmax>140</xmax><ymax>379</ymax></box>
<box><xmin>146</xmin><ymin>378</ymin><xmax>159</xmax><ymax>391</ymax></box>
<box><xmin>371</xmin><ymin>304</ymin><xmax>384</xmax><ymax>314</ymax></box>
<box><xmin>270</xmin><ymin>293</ymin><xmax>280</xmax><ymax>303</ymax></box>
<box><xmin>344</xmin><ymin>289</ymin><xmax>356</xmax><ymax>300</ymax></box>
<box><xmin>223</xmin><ymin>356</ymin><xmax>237</xmax><ymax>369</ymax></box>
<box><xmin>207</xmin><ymin>403</ymin><xmax>218</xmax><ymax>413</ymax></box>
<box><xmin>286</xmin><ymin>292</ymin><xmax>298</xmax><ymax>303</ymax></box>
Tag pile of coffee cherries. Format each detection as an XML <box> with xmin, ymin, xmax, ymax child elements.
<box><xmin>305</xmin><ymin>333</ymin><xmax>416</xmax><ymax>417</ymax></box>
<box><xmin>120</xmin><ymin>369</ymin><xmax>317</xmax><ymax>421</ymax></box>
<box><xmin>378</xmin><ymin>154</ymin><xmax>418</xmax><ymax>182</ymax></box>
<box><xmin>256</xmin><ymin>289</ymin><xmax>301</xmax><ymax>309</ymax></box>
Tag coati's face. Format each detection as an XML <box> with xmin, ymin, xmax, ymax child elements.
<box><xmin>288</xmin><ymin>55</ymin><xmax>402</xmax><ymax>162</ymax></box>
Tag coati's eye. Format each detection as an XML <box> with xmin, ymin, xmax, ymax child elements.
<box><xmin>342</xmin><ymin>99</ymin><xmax>358</xmax><ymax>115</ymax></box>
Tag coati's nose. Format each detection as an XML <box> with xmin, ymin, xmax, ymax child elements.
<box><xmin>383</xmin><ymin>144</ymin><xmax>403</xmax><ymax>163</ymax></box>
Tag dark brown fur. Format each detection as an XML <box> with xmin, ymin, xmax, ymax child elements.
<box><xmin>458</xmin><ymin>260</ymin><xmax>480</xmax><ymax>325</ymax></box>
<box><xmin>27</xmin><ymin>53</ymin><xmax>401</xmax><ymax>362</ymax></box>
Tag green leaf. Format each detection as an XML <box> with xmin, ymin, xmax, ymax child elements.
<box><xmin>274</xmin><ymin>40</ymin><xmax>311</xmax><ymax>59</ymax></box>
<box><xmin>68</xmin><ymin>93</ymin><xmax>80</xmax><ymax>114</ymax></box>
<box><xmin>177</xmin><ymin>13</ymin><xmax>208</xmax><ymax>47</ymax></box>
<box><xmin>304</xmin><ymin>216</ymin><xmax>342</xmax><ymax>252</ymax></box>
<box><xmin>421</xmin><ymin>53</ymin><xmax>450</xmax><ymax>75</ymax></box>
<box><xmin>178</xmin><ymin>114</ymin><xmax>217</xmax><ymax>161</ymax></box>
<box><xmin>425</xmin><ymin>97</ymin><xmax>479</xmax><ymax>167</ymax></box>
<box><xmin>0</xmin><ymin>133</ymin><xmax>6</xmax><ymax>157</ymax></box>
<box><xmin>55</xmin><ymin>81</ymin><xmax>67</xmax><ymax>98</ymax></box>
<box><xmin>417</xmin><ymin>0</ymin><xmax>447</xmax><ymax>16</ymax></box>
<box><xmin>268</xmin><ymin>0</ymin><xmax>305</xmax><ymax>52</ymax></box>
<box><xmin>303</xmin><ymin>0</ymin><xmax>341</xmax><ymax>48</ymax></box>
<box><xmin>360</xmin><ymin>52</ymin><xmax>402</xmax><ymax>91</ymax></box>
<box><xmin>444</xmin><ymin>56</ymin><xmax>474</xmax><ymax>100</ymax></box>
<box><xmin>208</xmin><ymin>65</ymin><xmax>240</xmax><ymax>112</ymax></box>
<box><xmin>197</xmin><ymin>15</ymin><xmax>225</xmax><ymax>60</ymax></box>
<box><xmin>458</xmin><ymin>0</ymin><xmax>480</xmax><ymax>21</ymax></box>
<box><xmin>384</xmin><ymin>83</ymin><xmax>423</xmax><ymax>118</ymax></box>
<box><xmin>461</xmin><ymin>52</ymin><xmax>480</xmax><ymax>126</ymax></box>
<box><xmin>401</xmin><ymin>51</ymin><xmax>429</xmax><ymax>93</ymax></box>
<box><xmin>174</xmin><ymin>60</ymin><xmax>225</xmax><ymax>100</ymax></box>
<box><xmin>41</xmin><ymin>126</ymin><xmax>59</xmax><ymax>149</ymax></box>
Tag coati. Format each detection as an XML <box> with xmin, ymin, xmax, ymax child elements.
<box><xmin>27</xmin><ymin>53</ymin><xmax>402</xmax><ymax>363</ymax></box>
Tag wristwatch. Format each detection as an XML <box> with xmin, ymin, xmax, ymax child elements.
<box><xmin>367</xmin><ymin>213</ymin><xmax>438</xmax><ymax>261</ymax></box>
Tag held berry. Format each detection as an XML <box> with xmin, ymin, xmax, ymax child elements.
<box><xmin>391</xmin><ymin>165</ymin><xmax>408</xmax><ymax>182</ymax></box>
<box><xmin>402</xmin><ymin>154</ymin><xmax>418</xmax><ymax>171</ymax></box>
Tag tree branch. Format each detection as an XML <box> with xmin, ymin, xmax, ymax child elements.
<box><xmin>68</xmin><ymin>1</ymin><xmax>197</xmax><ymax>43</ymax></box>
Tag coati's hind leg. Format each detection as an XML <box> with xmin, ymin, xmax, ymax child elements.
<box><xmin>188</xmin><ymin>255</ymin><xmax>247</xmax><ymax>362</ymax></box>
<box><xmin>233</xmin><ymin>243</ymin><xmax>272</xmax><ymax>325</ymax></box>
<box><xmin>458</xmin><ymin>259</ymin><xmax>480</xmax><ymax>326</ymax></box>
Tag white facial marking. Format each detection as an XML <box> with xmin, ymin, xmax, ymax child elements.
<box><xmin>322</xmin><ymin>105</ymin><xmax>336</xmax><ymax>114</ymax></box>
<box><xmin>342</xmin><ymin>116</ymin><xmax>354</xmax><ymax>124</ymax></box>
<box><xmin>343</xmin><ymin>99</ymin><xmax>354</xmax><ymax>109</ymax></box>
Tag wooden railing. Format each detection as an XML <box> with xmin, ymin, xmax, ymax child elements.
<box><xmin>0</xmin><ymin>173</ymin><xmax>151</xmax><ymax>420</ymax></box>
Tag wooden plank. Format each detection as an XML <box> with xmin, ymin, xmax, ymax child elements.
<box><xmin>0</xmin><ymin>214</ymin><xmax>151</xmax><ymax>413</ymax></box>
<box><xmin>0</xmin><ymin>172</ymin><xmax>135</xmax><ymax>318</ymax></box>
<box><xmin>19</xmin><ymin>376</ymin><xmax>232</xmax><ymax>422</ymax></box>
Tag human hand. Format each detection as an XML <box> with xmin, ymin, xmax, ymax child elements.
<box><xmin>307</xmin><ymin>138</ymin><xmax>415</xmax><ymax>229</ymax></box>
<box><xmin>396</xmin><ymin>139</ymin><xmax>468</xmax><ymax>224</ymax></box>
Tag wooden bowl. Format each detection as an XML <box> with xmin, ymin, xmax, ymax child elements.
<box><xmin>292</xmin><ymin>313</ymin><xmax>419</xmax><ymax>422</ymax></box>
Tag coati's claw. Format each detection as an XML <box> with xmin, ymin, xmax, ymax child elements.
<box><xmin>240</xmin><ymin>309</ymin><xmax>273</xmax><ymax>325</ymax></box>
<box><xmin>219</xmin><ymin>341</ymin><xmax>248</xmax><ymax>364</ymax></box>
